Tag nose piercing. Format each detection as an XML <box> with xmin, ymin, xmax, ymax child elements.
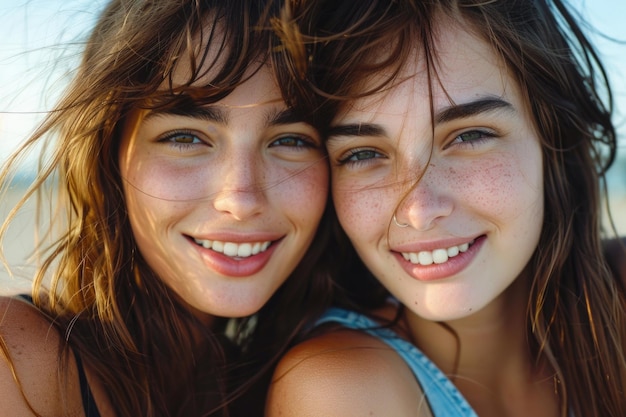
<box><xmin>393</xmin><ymin>215</ymin><xmax>409</xmax><ymax>228</ymax></box>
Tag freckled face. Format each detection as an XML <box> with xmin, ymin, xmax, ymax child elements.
<box><xmin>328</xmin><ymin>22</ymin><xmax>543</xmax><ymax>321</ymax></box>
<box><xmin>119</xmin><ymin>63</ymin><xmax>328</xmax><ymax>321</ymax></box>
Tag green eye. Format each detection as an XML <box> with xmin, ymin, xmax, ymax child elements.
<box><xmin>335</xmin><ymin>148</ymin><xmax>386</xmax><ymax>166</ymax></box>
<box><xmin>349</xmin><ymin>150</ymin><xmax>378</xmax><ymax>161</ymax></box>
<box><xmin>447</xmin><ymin>129</ymin><xmax>497</xmax><ymax>149</ymax></box>
<box><xmin>457</xmin><ymin>131</ymin><xmax>484</xmax><ymax>142</ymax></box>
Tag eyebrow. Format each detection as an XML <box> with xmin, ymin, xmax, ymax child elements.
<box><xmin>144</xmin><ymin>103</ymin><xmax>228</xmax><ymax>124</ymax></box>
<box><xmin>327</xmin><ymin>97</ymin><xmax>514</xmax><ymax>140</ymax></box>
<box><xmin>327</xmin><ymin>123</ymin><xmax>387</xmax><ymax>138</ymax></box>
<box><xmin>144</xmin><ymin>101</ymin><xmax>305</xmax><ymax>127</ymax></box>
<box><xmin>435</xmin><ymin>97</ymin><xmax>514</xmax><ymax>124</ymax></box>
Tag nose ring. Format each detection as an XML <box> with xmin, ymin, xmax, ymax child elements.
<box><xmin>393</xmin><ymin>215</ymin><xmax>409</xmax><ymax>228</ymax></box>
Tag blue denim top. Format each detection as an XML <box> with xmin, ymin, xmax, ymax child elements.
<box><xmin>316</xmin><ymin>307</ymin><xmax>479</xmax><ymax>417</ymax></box>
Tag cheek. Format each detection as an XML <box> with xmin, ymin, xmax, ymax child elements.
<box><xmin>453</xmin><ymin>149</ymin><xmax>543</xmax><ymax>222</ymax></box>
<box><xmin>125</xmin><ymin>193</ymin><xmax>194</xmax><ymax>284</ymax></box>
<box><xmin>119</xmin><ymin>134</ymin><xmax>209</xmax><ymax>202</ymax></box>
<box><xmin>332</xmin><ymin>176</ymin><xmax>391</xmax><ymax>242</ymax></box>
<box><xmin>123</xmin><ymin>158</ymin><xmax>209</xmax><ymax>202</ymax></box>
<box><xmin>280</xmin><ymin>164</ymin><xmax>329</xmax><ymax>226</ymax></box>
<box><xmin>122</xmin><ymin>155</ymin><xmax>194</xmax><ymax>250</ymax></box>
<box><xmin>457</xmin><ymin>162</ymin><xmax>517</xmax><ymax>214</ymax></box>
<box><xmin>121</xmin><ymin>153</ymin><xmax>183</xmax><ymax>238</ymax></box>
<box><xmin>124</xmin><ymin>186</ymin><xmax>176</xmax><ymax>245</ymax></box>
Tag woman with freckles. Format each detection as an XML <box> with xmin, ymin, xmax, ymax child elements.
<box><xmin>268</xmin><ymin>1</ymin><xmax>626</xmax><ymax>416</ymax></box>
<box><xmin>0</xmin><ymin>0</ymin><xmax>333</xmax><ymax>415</ymax></box>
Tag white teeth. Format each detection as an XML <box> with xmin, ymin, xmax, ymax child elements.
<box><xmin>212</xmin><ymin>240</ymin><xmax>224</xmax><ymax>252</ymax></box>
<box><xmin>223</xmin><ymin>242</ymin><xmax>238</xmax><ymax>257</ymax></box>
<box><xmin>401</xmin><ymin>240</ymin><xmax>474</xmax><ymax>266</ymax></box>
<box><xmin>237</xmin><ymin>243</ymin><xmax>252</xmax><ymax>257</ymax></box>
<box><xmin>193</xmin><ymin>238</ymin><xmax>272</xmax><ymax>258</ymax></box>
<box><xmin>418</xmin><ymin>251</ymin><xmax>433</xmax><ymax>266</ymax></box>
<box><xmin>252</xmin><ymin>242</ymin><xmax>261</xmax><ymax>255</ymax></box>
<box><xmin>432</xmin><ymin>249</ymin><xmax>448</xmax><ymax>264</ymax></box>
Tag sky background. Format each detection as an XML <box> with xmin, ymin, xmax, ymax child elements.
<box><xmin>1</xmin><ymin>0</ymin><xmax>625</xmax><ymax>194</ymax></box>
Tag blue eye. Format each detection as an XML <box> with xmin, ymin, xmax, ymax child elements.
<box><xmin>339</xmin><ymin>148</ymin><xmax>384</xmax><ymax>164</ymax></box>
<box><xmin>449</xmin><ymin>129</ymin><xmax>496</xmax><ymax>148</ymax></box>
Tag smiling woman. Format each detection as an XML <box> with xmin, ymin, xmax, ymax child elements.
<box><xmin>266</xmin><ymin>1</ymin><xmax>626</xmax><ymax>417</ymax></box>
<box><xmin>118</xmin><ymin>64</ymin><xmax>327</xmax><ymax>319</ymax></box>
<box><xmin>0</xmin><ymin>1</ymin><xmax>333</xmax><ymax>416</ymax></box>
<box><xmin>326</xmin><ymin>31</ymin><xmax>546</xmax><ymax>319</ymax></box>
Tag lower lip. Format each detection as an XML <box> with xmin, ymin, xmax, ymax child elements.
<box><xmin>395</xmin><ymin>235</ymin><xmax>485</xmax><ymax>282</ymax></box>
<box><xmin>190</xmin><ymin>238</ymin><xmax>279</xmax><ymax>278</ymax></box>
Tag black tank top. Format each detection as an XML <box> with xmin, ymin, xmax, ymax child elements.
<box><xmin>74</xmin><ymin>351</ymin><xmax>102</xmax><ymax>417</ymax></box>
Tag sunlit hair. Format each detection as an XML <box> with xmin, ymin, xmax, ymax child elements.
<box><xmin>276</xmin><ymin>0</ymin><xmax>626</xmax><ymax>416</ymax></box>
<box><xmin>0</xmin><ymin>0</ymin><xmax>333</xmax><ymax>415</ymax></box>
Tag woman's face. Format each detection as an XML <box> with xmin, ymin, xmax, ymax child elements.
<box><xmin>119</xmin><ymin>63</ymin><xmax>328</xmax><ymax>320</ymax></box>
<box><xmin>327</xmin><ymin>22</ymin><xmax>544</xmax><ymax>322</ymax></box>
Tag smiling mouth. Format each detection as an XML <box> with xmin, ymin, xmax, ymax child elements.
<box><xmin>193</xmin><ymin>238</ymin><xmax>272</xmax><ymax>258</ymax></box>
<box><xmin>401</xmin><ymin>239</ymin><xmax>476</xmax><ymax>266</ymax></box>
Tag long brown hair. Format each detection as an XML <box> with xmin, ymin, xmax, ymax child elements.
<box><xmin>276</xmin><ymin>1</ymin><xmax>626</xmax><ymax>416</ymax></box>
<box><xmin>0</xmin><ymin>0</ymin><xmax>334</xmax><ymax>415</ymax></box>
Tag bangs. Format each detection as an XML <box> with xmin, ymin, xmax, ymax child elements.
<box><xmin>137</xmin><ymin>5</ymin><xmax>273</xmax><ymax>111</ymax></box>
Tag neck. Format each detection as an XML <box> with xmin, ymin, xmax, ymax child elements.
<box><xmin>405</xmin><ymin>276</ymin><xmax>559</xmax><ymax>417</ymax></box>
<box><xmin>407</xmin><ymin>275</ymin><xmax>530</xmax><ymax>373</ymax></box>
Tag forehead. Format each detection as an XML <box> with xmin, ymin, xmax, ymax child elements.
<box><xmin>167</xmin><ymin>18</ymin><xmax>230</xmax><ymax>87</ymax></box>
<box><xmin>338</xmin><ymin>19</ymin><xmax>519</xmax><ymax>118</ymax></box>
<box><xmin>161</xmin><ymin>17</ymin><xmax>280</xmax><ymax>108</ymax></box>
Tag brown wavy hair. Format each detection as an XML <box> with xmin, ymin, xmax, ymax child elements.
<box><xmin>275</xmin><ymin>0</ymin><xmax>626</xmax><ymax>416</ymax></box>
<box><xmin>0</xmin><ymin>0</ymin><xmax>334</xmax><ymax>415</ymax></box>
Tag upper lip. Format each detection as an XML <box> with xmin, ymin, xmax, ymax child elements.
<box><xmin>392</xmin><ymin>236</ymin><xmax>480</xmax><ymax>253</ymax></box>
<box><xmin>185</xmin><ymin>231</ymin><xmax>283</xmax><ymax>243</ymax></box>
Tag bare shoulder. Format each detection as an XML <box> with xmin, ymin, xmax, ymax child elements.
<box><xmin>266</xmin><ymin>328</ymin><xmax>430</xmax><ymax>417</ymax></box>
<box><xmin>0</xmin><ymin>296</ymin><xmax>83</xmax><ymax>416</ymax></box>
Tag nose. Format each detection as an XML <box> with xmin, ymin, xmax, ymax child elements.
<box><xmin>394</xmin><ymin>164</ymin><xmax>453</xmax><ymax>231</ymax></box>
<box><xmin>212</xmin><ymin>152</ymin><xmax>267</xmax><ymax>221</ymax></box>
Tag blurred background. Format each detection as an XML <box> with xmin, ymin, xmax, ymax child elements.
<box><xmin>1</xmin><ymin>0</ymin><xmax>625</xmax><ymax>294</ymax></box>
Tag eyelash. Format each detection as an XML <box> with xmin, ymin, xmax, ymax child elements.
<box><xmin>334</xmin><ymin>128</ymin><xmax>497</xmax><ymax>166</ymax></box>
<box><xmin>158</xmin><ymin>130</ymin><xmax>319</xmax><ymax>154</ymax></box>
<box><xmin>270</xmin><ymin>135</ymin><xmax>318</xmax><ymax>149</ymax></box>
<box><xmin>158</xmin><ymin>130</ymin><xmax>205</xmax><ymax>151</ymax></box>
<box><xmin>337</xmin><ymin>147</ymin><xmax>385</xmax><ymax>166</ymax></box>
<box><xmin>446</xmin><ymin>128</ymin><xmax>498</xmax><ymax>149</ymax></box>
